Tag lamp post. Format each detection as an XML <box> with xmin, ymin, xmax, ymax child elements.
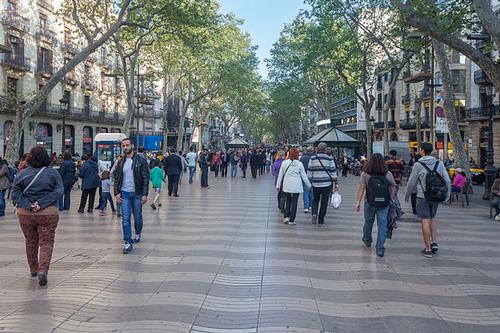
<box><xmin>483</xmin><ymin>85</ymin><xmax>496</xmax><ymax>200</ymax></box>
<box><xmin>59</xmin><ymin>96</ymin><xmax>69</xmax><ymax>154</ymax></box>
<box><xmin>369</xmin><ymin>116</ymin><xmax>376</xmax><ymax>156</ymax></box>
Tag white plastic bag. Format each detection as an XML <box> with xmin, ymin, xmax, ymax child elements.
<box><xmin>331</xmin><ymin>191</ymin><xmax>341</xmax><ymax>209</ymax></box>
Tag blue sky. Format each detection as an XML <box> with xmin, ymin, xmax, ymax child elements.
<box><xmin>218</xmin><ymin>0</ymin><xmax>308</xmax><ymax>79</ymax></box>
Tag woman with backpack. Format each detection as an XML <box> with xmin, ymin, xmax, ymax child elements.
<box><xmin>276</xmin><ymin>148</ymin><xmax>311</xmax><ymax>225</ymax></box>
<box><xmin>355</xmin><ymin>153</ymin><xmax>396</xmax><ymax>257</ymax></box>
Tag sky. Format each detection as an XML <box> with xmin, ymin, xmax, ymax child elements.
<box><xmin>218</xmin><ymin>0</ymin><xmax>309</xmax><ymax>79</ymax></box>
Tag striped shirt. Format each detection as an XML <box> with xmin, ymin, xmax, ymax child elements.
<box><xmin>307</xmin><ymin>153</ymin><xmax>338</xmax><ymax>188</ymax></box>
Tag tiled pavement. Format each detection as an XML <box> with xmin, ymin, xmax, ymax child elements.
<box><xmin>1</xmin><ymin>172</ymin><xmax>500</xmax><ymax>332</ymax></box>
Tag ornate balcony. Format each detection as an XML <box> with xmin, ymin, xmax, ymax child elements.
<box><xmin>63</xmin><ymin>72</ymin><xmax>79</xmax><ymax>86</ymax></box>
<box><xmin>1</xmin><ymin>11</ymin><xmax>28</xmax><ymax>31</ymax></box>
<box><xmin>465</xmin><ymin>106</ymin><xmax>500</xmax><ymax>120</ymax></box>
<box><xmin>474</xmin><ymin>70</ymin><xmax>492</xmax><ymax>86</ymax></box>
<box><xmin>36</xmin><ymin>63</ymin><xmax>53</xmax><ymax>78</ymax></box>
<box><xmin>374</xmin><ymin>121</ymin><xmax>396</xmax><ymax>129</ymax></box>
<box><xmin>36</xmin><ymin>28</ymin><xmax>56</xmax><ymax>44</ymax></box>
<box><xmin>81</xmin><ymin>78</ymin><xmax>97</xmax><ymax>91</ymax></box>
<box><xmin>37</xmin><ymin>0</ymin><xmax>54</xmax><ymax>11</ymax></box>
<box><xmin>0</xmin><ymin>55</ymin><xmax>30</xmax><ymax>72</ymax></box>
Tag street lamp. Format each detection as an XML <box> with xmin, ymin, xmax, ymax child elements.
<box><xmin>369</xmin><ymin>116</ymin><xmax>376</xmax><ymax>156</ymax></box>
<box><xmin>483</xmin><ymin>85</ymin><xmax>497</xmax><ymax>200</ymax></box>
<box><xmin>59</xmin><ymin>96</ymin><xmax>69</xmax><ymax>154</ymax></box>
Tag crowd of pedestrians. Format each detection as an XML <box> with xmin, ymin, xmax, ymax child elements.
<box><xmin>1</xmin><ymin>136</ymin><xmax>486</xmax><ymax>287</ymax></box>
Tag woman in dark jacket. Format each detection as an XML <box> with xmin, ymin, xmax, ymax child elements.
<box><xmin>58</xmin><ymin>152</ymin><xmax>76</xmax><ymax>211</ymax></box>
<box><xmin>11</xmin><ymin>146</ymin><xmax>63</xmax><ymax>286</ymax></box>
<box><xmin>77</xmin><ymin>154</ymin><xmax>100</xmax><ymax>213</ymax></box>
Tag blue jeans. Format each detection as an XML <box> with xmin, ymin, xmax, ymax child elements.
<box><xmin>231</xmin><ymin>164</ymin><xmax>237</xmax><ymax>177</ymax></box>
<box><xmin>98</xmin><ymin>192</ymin><xmax>115</xmax><ymax>211</ymax></box>
<box><xmin>120</xmin><ymin>191</ymin><xmax>143</xmax><ymax>244</ymax></box>
<box><xmin>0</xmin><ymin>189</ymin><xmax>5</xmax><ymax>216</ymax></box>
<box><xmin>58</xmin><ymin>185</ymin><xmax>72</xmax><ymax>211</ymax></box>
<box><xmin>188</xmin><ymin>166</ymin><xmax>196</xmax><ymax>184</ymax></box>
<box><xmin>363</xmin><ymin>204</ymin><xmax>390</xmax><ymax>252</ymax></box>
<box><xmin>303</xmin><ymin>185</ymin><xmax>312</xmax><ymax>209</ymax></box>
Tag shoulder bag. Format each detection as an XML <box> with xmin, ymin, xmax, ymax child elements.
<box><xmin>13</xmin><ymin>167</ymin><xmax>46</xmax><ymax>213</ymax></box>
<box><xmin>278</xmin><ymin>161</ymin><xmax>293</xmax><ymax>212</ymax></box>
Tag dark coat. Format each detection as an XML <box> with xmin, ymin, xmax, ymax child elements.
<box><xmin>59</xmin><ymin>160</ymin><xmax>76</xmax><ymax>186</ymax></box>
<box><xmin>113</xmin><ymin>153</ymin><xmax>150</xmax><ymax>196</ymax></box>
<box><xmin>250</xmin><ymin>153</ymin><xmax>260</xmax><ymax>167</ymax></box>
<box><xmin>78</xmin><ymin>160</ymin><xmax>100</xmax><ymax>190</ymax></box>
<box><xmin>221</xmin><ymin>153</ymin><xmax>229</xmax><ymax>166</ymax></box>
<box><xmin>162</xmin><ymin>154</ymin><xmax>183</xmax><ymax>176</ymax></box>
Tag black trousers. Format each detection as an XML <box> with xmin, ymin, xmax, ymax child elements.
<box><xmin>251</xmin><ymin>166</ymin><xmax>258</xmax><ymax>178</ymax></box>
<box><xmin>168</xmin><ymin>174</ymin><xmax>180</xmax><ymax>195</ymax></box>
<box><xmin>284</xmin><ymin>192</ymin><xmax>299</xmax><ymax>222</ymax></box>
<box><xmin>79</xmin><ymin>187</ymin><xmax>97</xmax><ymax>211</ymax></box>
<box><xmin>312</xmin><ymin>186</ymin><xmax>332</xmax><ymax>224</ymax></box>
<box><xmin>259</xmin><ymin>164</ymin><xmax>265</xmax><ymax>175</ymax></box>
<box><xmin>221</xmin><ymin>164</ymin><xmax>228</xmax><ymax>177</ymax></box>
<box><xmin>201</xmin><ymin>168</ymin><xmax>209</xmax><ymax>187</ymax></box>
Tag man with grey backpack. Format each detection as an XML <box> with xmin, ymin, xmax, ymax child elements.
<box><xmin>405</xmin><ymin>143</ymin><xmax>450</xmax><ymax>258</ymax></box>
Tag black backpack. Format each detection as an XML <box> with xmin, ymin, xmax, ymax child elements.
<box><xmin>418</xmin><ymin>161</ymin><xmax>448</xmax><ymax>202</ymax></box>
<box><xmin>366</xmin><ymin>175</ymin><xmax>391</xmax><ymax>207</ymax></box>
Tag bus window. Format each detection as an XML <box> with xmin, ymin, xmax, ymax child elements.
<box><xmin>97</xmin><ymin>144</ymin><xmax>112</xmax><ymax>162</ymax></box>
<box><xmin>114</xmin><ymin>143</ymin><xmax>121</xmax><ymax>160</ymax></box>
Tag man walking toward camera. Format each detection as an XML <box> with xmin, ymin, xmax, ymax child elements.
<box><xmin>113</xmin><ymin>138</ymin><xmax>150</xmax><ymax>254</ymax></box>
<box><xmin>162</xmin><ymin>147</ymin><xmax>183</xmax><ymax>197</ymax></box>
<box><xmin>405</xmin><ymin>142</ymin><xmax>450</xmax><ymax>258</ymax></box>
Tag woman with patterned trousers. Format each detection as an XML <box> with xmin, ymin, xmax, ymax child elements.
<box><xmin>11</xmin><ymin>146</ymin><xmax>63</xmax><ymax>286</ymax></box>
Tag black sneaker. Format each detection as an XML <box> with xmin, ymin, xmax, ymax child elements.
<box><xmin>422</xmin><ymin>249</ymin><xmax>433</xmax><ymax>258</ymax></box>
<box><xmin>31</xmin><ymin>272</ymin><xmax>37</xmax><ymax>278</ymax></box>
<box><xmin>431</xmin><ymin>243</ymin><xmax>439</xmax><ymax>254</ymax></box>
<box><xmin>78</xmin><ymin>209</ymin><xmax>84</xmax><ymax>214</ymax></box>
<box><xmin>311</xmin><ymin>215</ymin><xmax>318</xmax><ymax>224</ymax></box>
<box><xmin>38</xmin><ymin>272</ymin><xmax>47</xmax><ymax>286</ymax></box>
<box><xmin>158</xmin><ymin>203</ymin><xmax>162</xmax><ymax>207</ymax></box>
<box><xmin>376</xmin><ymin>250</ymin><xmax>385</xmax><ymax>257</ymax></box>
<box><xmin>151</xmin><ymin>204</ymin><xmax>157</xmax><ymax>210</ymax></box>
<box><xmin>362</xmin><ymin>238</ymin><xmax>371</xmax><ymax>247</ymax></box>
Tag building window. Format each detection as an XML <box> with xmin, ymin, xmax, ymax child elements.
<box><xmin>39</xmin><ymin>14</ymin><xmax>47</xmax><ymax>30</ymax></box>
<box><xmin>84</xmin><ymin>95</ymin><xmax>90</xmax><ymax>112</ymax></box>
<box><xmin>37</xmin><ymin>47</ymin><xmax>52</xmax><ymax>72</ymax></box>
<box><xmin>84</xmin><ymin>64</ymin><xmax>90</xmax><ymax>80</ymax></box>
<box><xmin>451</xmin><ymin>69</ymin><xmax>466</xmax><ymax>94</ymax></box>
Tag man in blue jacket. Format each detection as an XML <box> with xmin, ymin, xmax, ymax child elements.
<box><xmin>77</xmin><ymin>154</ymin><xmax>100</xmax><ymax>213</ymax></box>
<box><xmin>58</xmin><ymin>152</ymin><xmax>76</xmax><ymax>211</ymax></box>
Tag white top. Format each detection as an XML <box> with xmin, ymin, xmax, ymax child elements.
<box><xmin>186</xmin><ymin>152</ymin><xmax>197</xmax><ymax>167</ymax></box>
<box><xmin>276</xmin><ymin>159</ymin><xmax>311</xmax><ymax>194</ymax></box>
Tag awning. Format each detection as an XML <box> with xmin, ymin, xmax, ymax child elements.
<box><xmin>226</xmin><ymin>137</ymin><xmax>249</xmax><ymax>148</ymax></box>
<box><xmin>304</xmin><ymin>127</ymin><xmax>363</xmax><ymax>148</ymax></box>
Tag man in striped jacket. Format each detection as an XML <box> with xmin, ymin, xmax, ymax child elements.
<box><xmin>307</xmin><ymin>142</ymin><xmax>339</xmax><ymax>225</ymax></box>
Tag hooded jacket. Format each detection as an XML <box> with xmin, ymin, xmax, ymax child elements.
<box><xmin>405</xmin><ymin>155</ymin><xmax>451</xmax><ymax>201</ymax></box>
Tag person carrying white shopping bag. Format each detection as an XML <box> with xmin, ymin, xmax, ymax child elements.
<box><xmin>307</xmin><ymin>142</ymin><xmax>339</xmax><ymax>226</ymax></box>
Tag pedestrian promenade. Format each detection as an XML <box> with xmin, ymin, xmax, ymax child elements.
<box><xmin>1</xmin><ymin>173</ymin><xmax>500</xmax><ymax>332</ymax></box>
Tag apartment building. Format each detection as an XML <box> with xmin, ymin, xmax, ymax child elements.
<box><xmin>0</xmin><ymin>0</ymin><xmax>127</xmax><ymax>158</ymax></box>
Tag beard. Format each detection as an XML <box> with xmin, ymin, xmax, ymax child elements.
<box><xmin>124</xmin><ymin>147</ymin><xmax>133</xmax><ymax>154</ymax></box>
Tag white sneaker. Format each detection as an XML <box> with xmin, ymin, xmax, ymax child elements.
<box><xmin>304</xmin><ymin>209</ymin><xmax>309</xmax><ymax>213</ymax></box>
<box><xmin>495</xmin><ymin>214</ymin><xmax>500</xmax><ymax>222</ymax></box>
<box><xmin>288</xmin><ymin>221</ymin><xmax>296</xmax><ymax>225</ymax></box>
<box><xmin>283</xmin><ymin>217</ymin><xmax>290</xmax><ymax>224</ymax></box>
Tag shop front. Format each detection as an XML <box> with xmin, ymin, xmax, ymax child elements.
<box><xmin>36</xmin><ymin>123</ymin><xmax>53</xmax><ymax>155</ymax></box>
<box><xmin>63</xmin><ymin>125</ymin><xmax>75</xmax><ymax>155</ymax></box>
<box><xmin>83</xmin><ymin>126</ymin><xmax>93</xmax><ymax>156</ymax></box>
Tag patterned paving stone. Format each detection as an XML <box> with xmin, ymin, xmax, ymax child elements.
<box><xmin>0</xmin><ymin>174</ymin><xmax>500</xmax><ymax>332</ymax></box>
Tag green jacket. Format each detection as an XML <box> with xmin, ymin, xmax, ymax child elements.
<box><xmin>150</xmin><ymin>167</ymin><xmax>165</xmax><ymax>188</ymax></box>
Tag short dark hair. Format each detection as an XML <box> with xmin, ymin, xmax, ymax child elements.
<box><xmin>389</xmin><ymin>150</ymin><xmax>397</xmax><ymax>157</ymax></box>
<box><xmin>82</xmin><ymin>154</ymin><xmax>90</xmax><ymax>161</ymax></box>
<box><xmin>190</xmin><ymin>146</ymin><xmax>194</xmax><ymax>152</ymax></box>
<box><xmin>121</xmin><ymin>138</ymin><xmax>132</xmax><ymax>145</ymax></box>
<box><xmin>27</xmin><ymin>146</ymin><xmax>50</xmax><ymax>168</ymax></box>
<box><xmin>63</xmin><ymin>152</ymin><xmax>72</xmax><ymax>161</ymax></box>
<box><xmin>421</xmin><ymin>142</ymin><xmax>433</xmax><ymax>156</ymax></box>
<box><xmin>363</xmin><ymin>153</ymin><xmax>388</xmax><ymax>176</ymax></box>
<box><xmin>138</xmin><ymin>146</ymin><xmax>145</xmax><ymax>153</ymax></box>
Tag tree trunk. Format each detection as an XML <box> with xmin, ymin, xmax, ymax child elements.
<box><xmin>120</xmin><ymin>53</ymin><xmax>138</xmax><ymax>135</ymax></box>
<box><xmin>176</xmin><ymin>102</ymin><xmax>188</xmax><ymax>152</ymax></box>
<box><xmin>162</xmin><ymin>74</ymin><xmax>169</xmax><ymax>154</ymax></box>
<box><xmin>364</xmin><ymin>104</ymin><xmax>373</xmax><ymax>158</ymax></box>
<box><xmin>433</xmin><ymin>40</ymin><xmax>471</xmax><ymax>176</ymax></box>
